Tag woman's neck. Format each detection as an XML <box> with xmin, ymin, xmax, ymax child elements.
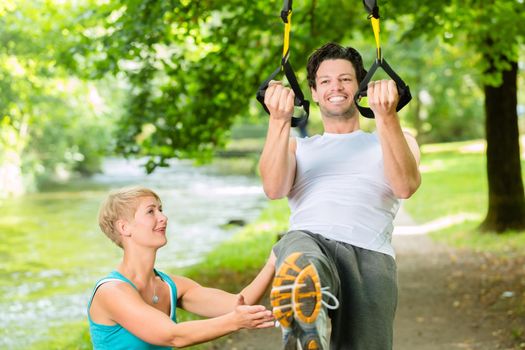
<box><xmin>118</xmin><ymin>247</ymin><xmax>157</xmax><ymax>289</ymax></box>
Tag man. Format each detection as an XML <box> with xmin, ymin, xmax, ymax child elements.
<box><xmin>259</xmin><ymin>43</ymin><xmax>421</xmax><ymax>350</ymax></box>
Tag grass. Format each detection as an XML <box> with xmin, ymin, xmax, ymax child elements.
<box><xmin>209</xmin><ymin>155</ymin><xmax>260</xmax><ymax>177</ymax></box>
<box><xmin>27</xmin><ymin>321</ymin><xmax>91</xmax><ymax>350</ymax></box>
<box><xmin>0</xmin><ymin>189</ymin><xmax>121</xmax><ymax>350</ymax></box>
<box><xmin>427</xmin><ymin>221</ymin><xmax>525</xmax><ymax>254</ymax></box>
<box><xmin>404</xmin><ymin>138</ymin><xmax>525</xmax><ymax>253</ymax></box>
<box><xmin>404</xmin><ymin>140</ymin><xmax>488</xmax><ymax>222</ymax></box>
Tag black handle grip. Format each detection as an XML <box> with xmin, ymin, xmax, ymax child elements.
<box><xmin>353</xmin><ymin>58</ymin><xmax>412</xmax><ymax>119</ymax></box>
<box><xmin>256</xmin><ymin>60</ymin><xmax>309</xmax><ymax>128</ymax></box>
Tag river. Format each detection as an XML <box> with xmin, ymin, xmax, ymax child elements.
<box><xmin>0</xmin><ymin>158</ymin><xmax>267</xmax><ymax>349</ymax></box>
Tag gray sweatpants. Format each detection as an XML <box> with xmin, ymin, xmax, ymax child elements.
<box><xmin>273</xmin><ymin>230</ymin><xmax>398</xmax><ymax>350</ymax></box>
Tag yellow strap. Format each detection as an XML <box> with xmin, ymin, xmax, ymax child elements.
<box><xmin>282</xmin><ymin>11</ymin><xmax>292</xmax><ymax>64</ymax></box>
<box><xmin>371</xmin><ymin>17</ymin><xmax>381</xmax><ymax>60</ymax></box>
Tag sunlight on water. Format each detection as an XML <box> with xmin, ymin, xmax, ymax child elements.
<box><xmin>0</xmin><ymin>158</ymin><xmax>266</xmax><ymax>348</ymax></box>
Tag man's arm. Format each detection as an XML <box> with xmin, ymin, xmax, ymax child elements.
<box><xmin>259</xmin><ymin>81</ymin><xmax>297</xmax><ymax>199</ymax></box>
<box><xmin>368</xmin><ymin>80</ymin><xmax>421</xmax><ymax>198</ymax></box>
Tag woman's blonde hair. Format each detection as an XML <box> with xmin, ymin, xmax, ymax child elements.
<box><xmin>98</xmin><ymin>186</ymin><xmax>161</xmax><ymax>248</ymax></box>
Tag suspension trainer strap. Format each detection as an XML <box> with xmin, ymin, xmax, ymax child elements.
<box><xmin>354</xmin><ymin>0</ymin><xmax>412</xmax><ymax>119</ymax></box>
<box><xmin>363</xmin><ymin>0</ymin><xmax>381</xmax><ymax>60</ymax></box>
<box><xmin>255</xmin><ymin>0</ymin><xmax>309</xmax><ymax>128</ymax></box>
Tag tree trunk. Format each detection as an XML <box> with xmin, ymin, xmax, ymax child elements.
<box><xmin>480</xmin><ymin>59</ymin><xmax>525</xmax><ymax>232</ymax></box>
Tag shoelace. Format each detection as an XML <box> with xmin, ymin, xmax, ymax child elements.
<box><xmin>272</xmin><ymin>284</ymin><xmax>340</xmax><ymax>311</ymax></box>
<box><xmin>320</xmin><ymin>286</ymin><xmax>339</xmax><ymax>310</ymax></box>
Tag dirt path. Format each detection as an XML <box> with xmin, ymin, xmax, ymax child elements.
<box><xmin>205</xmin><ymin>208</ymin><xmax>524</xmax><ymax>350</ymax></box>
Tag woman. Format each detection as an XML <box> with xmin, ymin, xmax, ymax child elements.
<box><xmin>88</xmin><ymin>186</ymin><xmax>275</xmax><ymax>349</ymax></box>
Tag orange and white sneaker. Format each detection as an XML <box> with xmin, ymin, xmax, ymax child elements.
<box><xmin>271</xmin><ymin>252</ymin><xmax>339</xmax><ymax>350</ymax></box>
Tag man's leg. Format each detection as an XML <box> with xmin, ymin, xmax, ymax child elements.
<box><xmin>272</xmin><ymin>231</ymin><xmax>340</xmax><ymax>350</ymax></box>
<box><xmin>329</xmin><ymin>244</ymin><xmax>398</xmax><ymax>350</ymax></box>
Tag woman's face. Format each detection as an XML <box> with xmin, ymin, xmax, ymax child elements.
<box><xmin>127</xmin><ymin>196</ymin><xmax>168</xmax><ymax>248</ymax></box>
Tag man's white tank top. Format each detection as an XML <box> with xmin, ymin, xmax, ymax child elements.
<box><xmin>288</xmin><ymin>130</ymin><xmax>400</xmax><ymax>258</ymax></box>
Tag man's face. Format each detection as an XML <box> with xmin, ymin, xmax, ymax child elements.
<box><xmin>311</xmin><ymin>59</ymin><xmax>359</xmax><ymax>119</ymax></box>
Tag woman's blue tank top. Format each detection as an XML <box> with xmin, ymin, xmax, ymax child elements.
<box><xmin>88</xmin><ymin>269</ymin><xmax>178</xmax><ymax>350</ymax></box>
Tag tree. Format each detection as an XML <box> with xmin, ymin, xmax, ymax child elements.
<box><xmin>389</xmin><ymin>0</ymin><xmax>525</xmax><ymax>232</ymax></box>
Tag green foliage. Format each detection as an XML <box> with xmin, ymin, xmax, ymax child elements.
<box><xmin>64</xmin><ymin>0</ymin><xmax>370</xmax><ymax>171</ymax></box>
<box><xmin>0</xmin><ymin>1</ymin><xmax>122</xmax><ymax>193</ymax></box>
<box><xmin>378</xmin><ymin>20</ymin><xmax>485</xmax><ymax>143</ymax></box>
<box><xmin>384</xmin><ymin>0</ymin><xmax>525</xmax><ymax>232</ymax></box>
<box><xmin>391</xmin><ymin>0</ymin><xmax>525</xmax><ymax>86</ymax></box>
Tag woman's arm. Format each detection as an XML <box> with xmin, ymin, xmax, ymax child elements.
<box><xmin>176</xmin><ymin>251</ymin><xmax>277</xmax><ymax>317</ymax></box>
<box><xmin>95</xmin><ymin>281</ymin><xmax>274</xmax><ymax>348</ymax></box>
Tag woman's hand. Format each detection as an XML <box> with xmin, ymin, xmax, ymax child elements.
<box><xmin>231</xmin><ymin>300</ymin><xmax>274</xmax><ymax>330</ymax></box>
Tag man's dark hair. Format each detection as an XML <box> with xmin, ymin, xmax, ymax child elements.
<box><xmin>307</xmin><ymin>43</ymin><xmax>367</xmax><ymax>89</ymax></box>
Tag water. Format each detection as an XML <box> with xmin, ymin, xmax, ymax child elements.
<box><xmin>0</xmin><ymin>158</ymin><xmax>266</xmax><ymax>349</ymax></box>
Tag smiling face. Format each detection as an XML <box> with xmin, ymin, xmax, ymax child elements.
<box><xmin>124</xmin><ymin>196</ymin><xmax>168</xmax><ymax>249</ymax></box>
<box><xmin>311</xmin><ymin>59</ymin><xmax>360</xmax><ymax>120</ymax></box>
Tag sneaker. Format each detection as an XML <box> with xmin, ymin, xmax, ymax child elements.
<box><xmin>271</xmin><ymin>252</ymin><xmax>339</xmax><ymax>350</ymax></box>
